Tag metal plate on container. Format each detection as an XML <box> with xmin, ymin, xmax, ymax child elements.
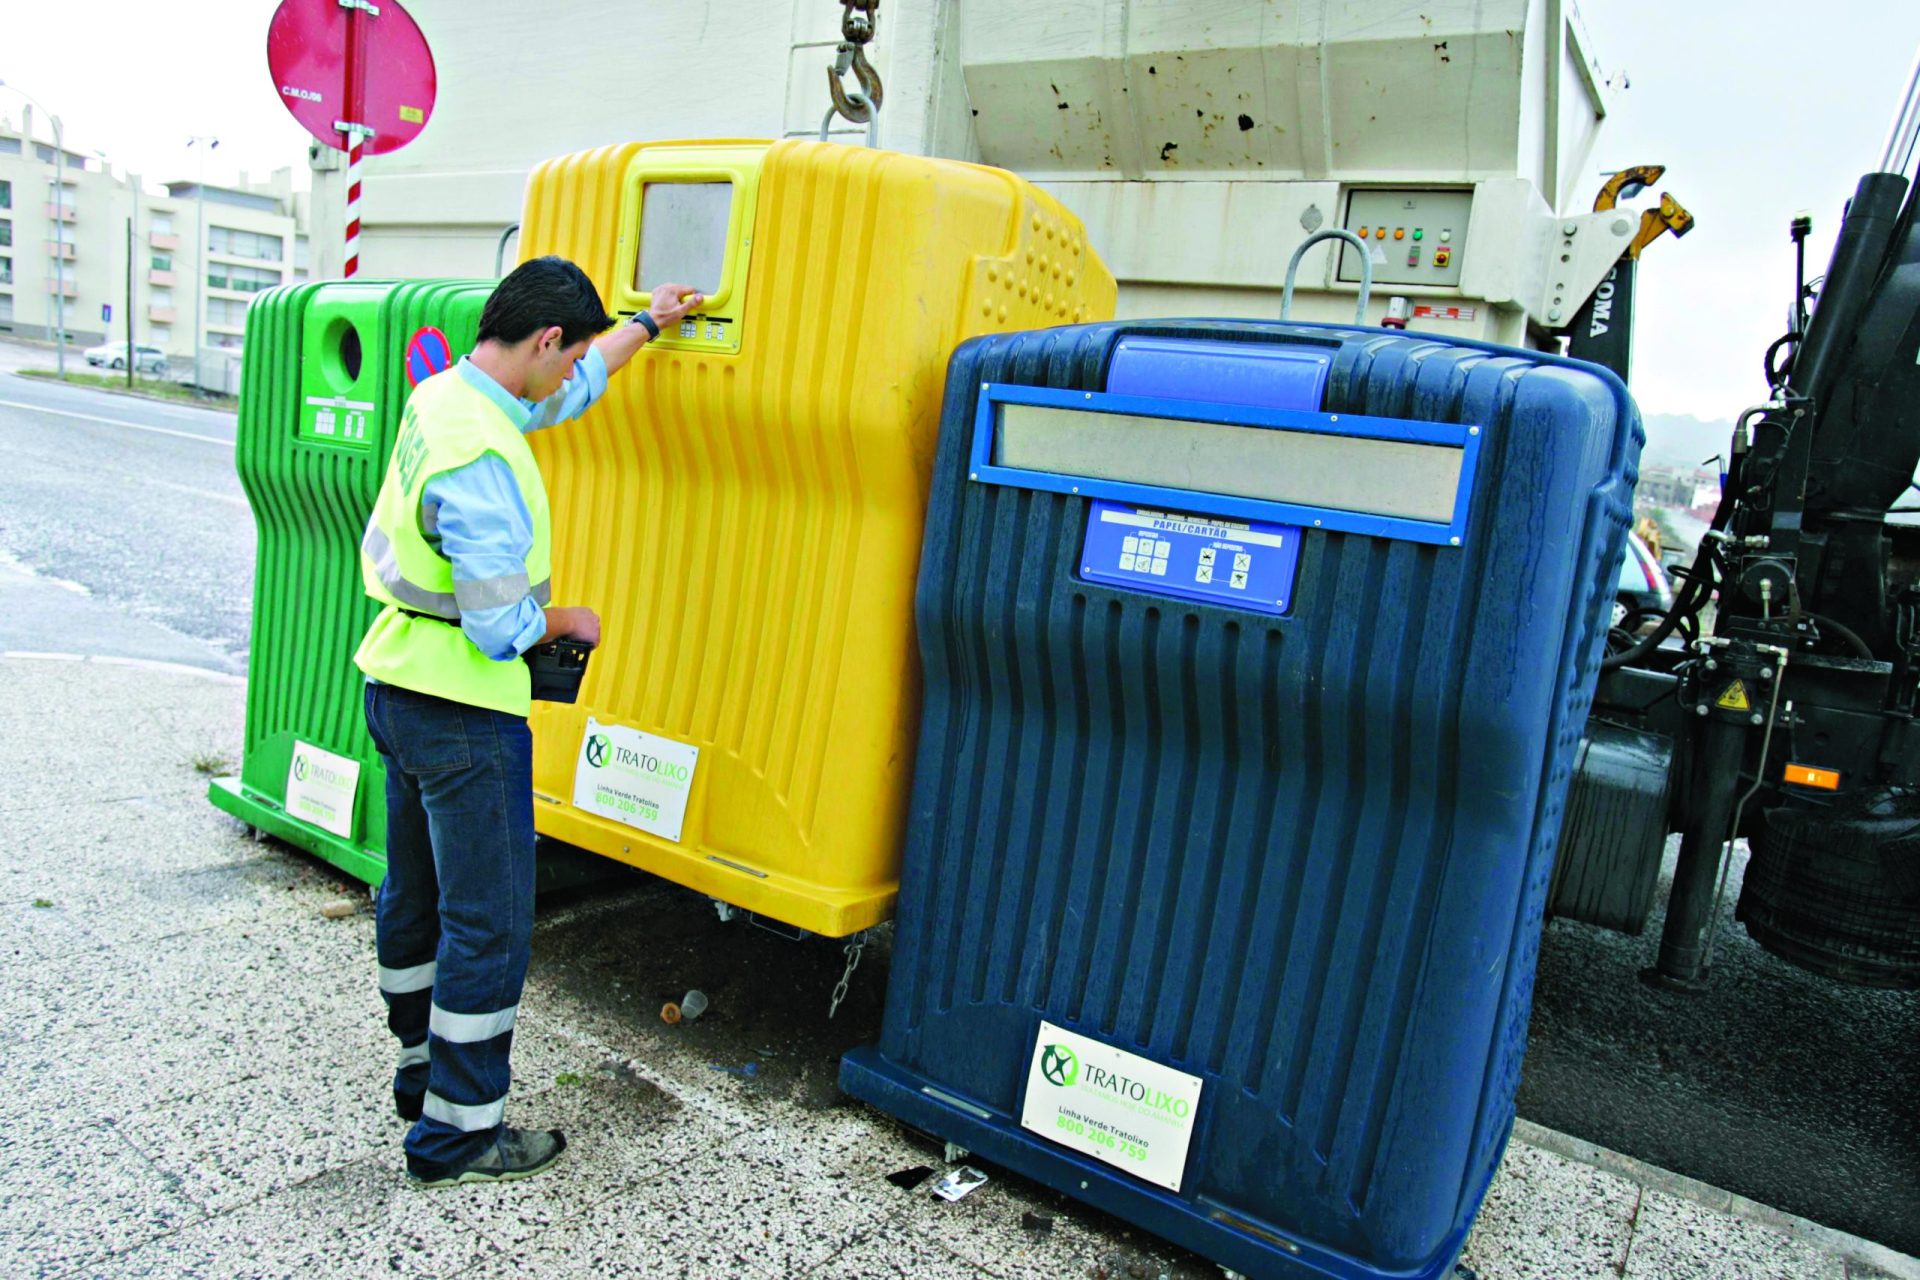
<box><xmin>1081</xmin><ymin>500</ymin><xmax>1301</xmax><ymax>615</ymax></box>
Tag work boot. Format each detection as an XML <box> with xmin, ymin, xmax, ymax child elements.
<box><xmin>406</xmin><ymin>1128</ymin><xmax>568</xmax><ymax>1188</ymax></box>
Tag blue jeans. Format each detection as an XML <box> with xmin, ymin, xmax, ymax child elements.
<box><xmin>364</xmin><ymin>681</ymin><xmax>536</xmax><ymax>1171</ymax></box>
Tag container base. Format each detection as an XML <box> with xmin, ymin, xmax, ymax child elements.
<box><xmin>838</xmin><ymin>1046</ymin><xmax>1478</xmax><ymax>1280</ymax></box>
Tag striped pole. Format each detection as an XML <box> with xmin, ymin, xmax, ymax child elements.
<box><xmin>343</xmin><ymin>130</ymin><xmax>364</xmax><ymax>278</ymax></box>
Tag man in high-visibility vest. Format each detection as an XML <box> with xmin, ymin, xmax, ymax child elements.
<box><xmin>356</xmin><ymin>256</ymin><xmax>700</xmax><ymax>1187</ymax></box>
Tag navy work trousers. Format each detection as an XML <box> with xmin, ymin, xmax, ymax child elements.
<box><xmin>364</xmin><ymin>680</ymin><xmax>536</xmax><ymax>1170</ymax></box>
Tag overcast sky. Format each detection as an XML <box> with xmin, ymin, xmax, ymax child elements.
<box><xmin>4</xmin><ymin>2</ymin><xmax>1918</xmax><ymax>421</ymax></box>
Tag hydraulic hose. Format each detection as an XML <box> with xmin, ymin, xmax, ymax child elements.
<box><xmin>1603</xmin><ymin>406</ymin><xmax>1768</xmax><ymax>671</ymax></box>
<box><xmin>1803</xmin><ymin>610</ymin><xmax>1875</xmax><ymax>659</ymax></box>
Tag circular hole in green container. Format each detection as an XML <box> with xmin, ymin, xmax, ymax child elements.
<box><xmin>316</xmin><ymin>315</ymin><xmax>364</xmax><ymax>392</ymax></box>
<box><xmin>338</xmin><ymin>322</ymin><xmax>363</xmax><ymax>382</ymax></box>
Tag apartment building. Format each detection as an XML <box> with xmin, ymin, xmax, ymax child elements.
<box><xmin>0</xmin><ymin>114</ymin><xmax>311</xmax><ymax>386</ymax></box>
<box><xmin>0</xmin><ymin>120</ymin><xmax>110</xmax><ymax>345</ymax></box>
<box><xmin>155</xmin><ymin>175</ymin><xmax>314</xmax><ymax>388</ymax></box>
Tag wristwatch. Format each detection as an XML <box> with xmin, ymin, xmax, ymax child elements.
<box><xmin>632</xmin><ymin>311</ymin><xmax>660</xmax><ymax>339</ymax></box>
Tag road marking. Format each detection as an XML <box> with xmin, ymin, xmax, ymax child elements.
<box><xmin>0</xmin><ymin>398</ymin><xmax>233</xmax><ymax>448</ymax></box>
<box><xmin>146</xmin><ymin>479</ymin><xmax>249</xmax><ymax>509</ymax></box>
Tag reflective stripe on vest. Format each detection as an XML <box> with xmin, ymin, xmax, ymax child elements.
<box><xmin>361</xmin><ymin>523</ymin><xmax>552</xmax><ymax>620</ymax></box>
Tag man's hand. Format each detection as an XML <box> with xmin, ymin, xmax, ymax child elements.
<box><xmin>540</xmin><ymin>605</ymin><xmax>601</xmax><ymax>648</ymax></box>
<box><xmin>594</xmin><ymin>282</ymin><xmax>708</xmax><ymax>376</ymax></box>
<box><xmin>645</xmin><ymin>283</ymin><xmax>704</xmax><ymax>331</ymax></box>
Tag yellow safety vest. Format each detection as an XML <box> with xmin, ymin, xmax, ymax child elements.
<box><xmin>354</xmin><ymin>370</ymin><xmax>552</xmax><ymax>717</ymax></box>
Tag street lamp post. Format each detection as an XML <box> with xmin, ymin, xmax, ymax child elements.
<box><xmin>1</xmin><ymin>80</ymin><xmax>66</xmax><ymax>378</ymax></box>
<box><xmin>187</xmin><ymin>136</ymin><xmax>219</xmax><ymax>393</ymax></box>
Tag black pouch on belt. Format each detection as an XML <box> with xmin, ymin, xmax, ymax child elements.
<box><xmin>525</xmin><ymin>639</ymin><xmax>593</xmax><ymax>704</ymax></box>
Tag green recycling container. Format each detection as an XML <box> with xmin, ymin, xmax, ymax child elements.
<box><xmin>209</xmin><ymin>279</ymin><xmax>494</xmax><ymax>883</ymax></box>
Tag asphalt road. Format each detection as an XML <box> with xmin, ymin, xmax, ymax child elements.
<box><xmin>0</xmin><ymin>364</ymin><xmax>252</xmax><ymax>672</ymax></box>
<box><xmin>1521</xmin><ymin>845</ymin><xmax>1920</xmax><ymax>1256</ymax></box>
<box><xmin>1</xmin><ymin>343</ymin><xmax>1913</xmax><ymax>1256</ymax></box>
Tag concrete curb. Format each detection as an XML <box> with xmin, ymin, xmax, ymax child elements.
<box><xmin>1513</xmin><ymin>1118</ymin><xmax>1920</xmax><ymax>1279</ymax></box>
<box><xmin>12</xmin><ymin>370</ymin><xmax>237</xmax><ymax>413</ymax></box>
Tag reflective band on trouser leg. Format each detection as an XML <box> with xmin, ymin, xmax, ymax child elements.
<box><xmin>397</xmin><ymin>1039</ymin><xmax>431</xmax><ymax>1070</ymax></box>
<box><xmin>452</xmin><ymin>571</ymin><xmax>533</xmax><ymax>612</ymax></box>
<box><xmin>429</xmin><ymin>1002</ymin><xmax>519</xmax><ymax>1043</ymax></box>
<box><xmin>423</xmin><ymin>1091</ymin><xmax>505</xmax><ymax>1132</ymax></box>
<box><xmin>362</xmin><ymin>523</ymin><xmax>461</xmax><ymax>619</ymax></box>
<box><xmin>379</xmin><ymin>960</ymin><xmax>437</xmax><ymax>994</ymax></box>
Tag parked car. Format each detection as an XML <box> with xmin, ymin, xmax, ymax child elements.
<box><xmin>83</xmin><ymin>342</ymin><xmax>169</xmax><ymax>374</ymax></box>
<box><xmin>1614</xmin><ymin>530</ymin><xmax>1674</xmax><ymax>628</ymax></box>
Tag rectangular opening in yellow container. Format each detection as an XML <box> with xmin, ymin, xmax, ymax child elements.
<box><xmin>610</xmin><ymin>148</ymin><xmax>761</xmax><ymax>355</ymax></box>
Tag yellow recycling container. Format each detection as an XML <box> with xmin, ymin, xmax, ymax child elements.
<box><xmin>517</xmin><ymin>139</ymin><xmax>1115</xmax><ymax>937</ymax></box>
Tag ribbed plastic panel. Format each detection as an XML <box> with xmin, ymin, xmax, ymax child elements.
<box><xmin>842</xmin><ymin>319</ymin><xmax>1639</xmax><ymax>1280</ymax></box>
<box><xmin>517</xmin><ymin>138</ymin><xmax>1117</xmax><ymax>935</ymax></box>
<box><xmin>210</xmin><ymin>280</ymin><xmax>493</xmax><ymax>883</ymax></box>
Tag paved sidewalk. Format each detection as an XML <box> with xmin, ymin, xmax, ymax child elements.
<box><xmin>2</xmin><ymin>654</ymin><xmax>1914</xmax><ymax>1280</ymax></box>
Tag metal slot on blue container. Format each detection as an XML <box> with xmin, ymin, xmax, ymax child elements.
<box><xmin>969</xmin><ymin>383</ymin><xmax>1482</xmax><ymax>549</ymax></box>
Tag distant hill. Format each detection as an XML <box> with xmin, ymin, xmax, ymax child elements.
<box><xmin>1642</xmin><ymin>414</ymin><xmax>1736</xmax><ymax>471</ymax></box>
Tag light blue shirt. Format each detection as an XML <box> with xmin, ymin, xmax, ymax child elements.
<box><xmin>420</xmin><ymin>348</ymin><xmax>609</xmax><ymax>660</ymax></box>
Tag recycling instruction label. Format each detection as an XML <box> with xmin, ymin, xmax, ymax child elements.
<box><xmin>572</xmin><ymin>718</ymin><xmax>699</xmax><ymax>843</ymax></box>
<box><xmin>285</xmin><ymin>740</ymin><xmax>360</xmax><ymax>838</ymax></box>
<box><xmin>1020</xmin><ymin>1020</ymin><xmax>1204</xmax><ymax>1193</ymax></box>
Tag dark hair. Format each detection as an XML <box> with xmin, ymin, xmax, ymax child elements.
<box><xmin>477</xmin><ymin>255</ymin><xmax>614</xmax><ymax>346</ymax></box>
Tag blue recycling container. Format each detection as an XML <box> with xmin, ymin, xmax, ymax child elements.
<box><xmin>840</xmin><ymin>321</ymin><xmax>1641</xmax><ymax>1280</ymax></box>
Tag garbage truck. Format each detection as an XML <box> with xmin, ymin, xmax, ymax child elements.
<box><xmin>1547</xmin><ymin>50</ymin><xmax>1920</xmax><ymax>992</ymax></box>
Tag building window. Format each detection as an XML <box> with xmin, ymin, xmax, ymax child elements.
<box><xmin>207</xmin><ymin>297</ymin><xmax>254</xmax><ymax>327</ymax></box>
<box><xmin>148</xmin><ymin>324</ymin><xmax>172</xmax><ymax>344</ymax></box>
<box><xmin>152</xmin><ymin>252</ymin><xmax>172</xmax><ymax>272</ymax></box>
<box><xmin>0</xmin><ymin>294</ymin><xmax>12</xmax><ymax>323</ymax></box>
<box><xmin>207</xmin><ymin>262</ymin><xmax>280</xmax><ymax>293</ymax></box>
<box><xmin>150</xmin><ymin>288</ymin><xmax>175</xmax><ymax>308</ymax></box>
<box><xmin>150</xmin><ymin>210</ymin><xmax>174</xmax><ymax>235</ymax></box>
<box><xmin>0</xmin><ymin>220</ymin><xmax>10</xmax><ymax>248</ymax></box>
<box><xmin>294</xmin><ymin>235</ymin><xmax>311</xmax><ymax>270</ymax></box>
<box><xmin>0</xmin><ymin>255</ymin><xmax>10</xmax><ymax>285</ymax></box>
<box><xmin>208</xmin><ymin>226</ymin><xmax>284</xmax><ymax>261</ymax></box>
<box><xmin>209</xmin><ymin>331</ymin><xmax>244</xmax><ymax>350</ymax></box>
<box><xmin>0</xmin><ymin>179</ymin><xmax>10</xmax><ymax>210</ymax></box>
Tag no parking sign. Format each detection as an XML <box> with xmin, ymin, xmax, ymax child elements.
<box><xmin>405</xmin><ymin>326</ymin><xmax>453</xmax><ymax>387</ymax></box>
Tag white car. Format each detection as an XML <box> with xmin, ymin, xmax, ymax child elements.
<box><xmin>83</xmin><ymin>342</ymin><xmax>169</xmax><ymax>374</ymax></box>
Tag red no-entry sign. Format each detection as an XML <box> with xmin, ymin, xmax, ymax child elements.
<box><xmin>267</xmin><ymin>0</ymin><xmax>437</xmax><ymax>156</ymax></box>
<box><xmin>267</xmin><ymin>0</ymin><xmax>436</xmax><ymax>277</ymax></box>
